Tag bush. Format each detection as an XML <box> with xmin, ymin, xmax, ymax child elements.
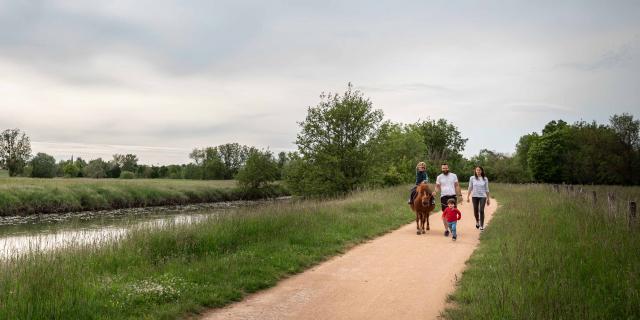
<box><xmin>119</xmin><ymin>171</ymin><xmax>135</xmax><ymax>179</ymax></box>
<box><xmin>382</xmin><ymin>165</ymin><xmax>403</xmax><ymax>186</ymax></box>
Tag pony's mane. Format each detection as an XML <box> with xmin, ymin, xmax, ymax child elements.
<box><xmin>417</xmin><ymin>183</ymin><xmax>432</xmax><ymax>193</ymax></box>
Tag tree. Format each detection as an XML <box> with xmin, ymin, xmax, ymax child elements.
<box><xmin>609</xmin><ymin>113</ymin><xmax>639</xmax><ymax>150</ymax></box>
<box><xmin>514</xmin><ymin>133</ymin><xmax>538</xmax><ymax>180</ymax></box>
<box><xmin>276</xmin><ymin>151</ymin><xmax>287</xmax><ymax>180</ymax></box>
<box><xmin>367</xmin><ymin>121</ymin><xmax>426</xmax><ymax>185</ymax></box>
<box><xmin>527</xmin><ymin>128</ymin><xmax>570</xmax><ymax>183</ymax></box>
<box><xmin>294</xmin><ymin>83</ymin><xmax>384</xmax><ymax>195</ymax></box>
<box><xmin>218</xmin><ymin>143</ymin><xmax>250</xmax><ymax>179</ymax></box>
<box><xmin>410</xmin><ymin>118</ymin><xmax>467</xmax><ymax>174</ymax></box>
<box><xmin>62</xmin><ymin>162</ymin><xmax>79</xmax><ymax>178</ymax></box>
<box><xmin>84</xmin><ymin>158</ymin><xmax>108</xmax><ymax>178</ymax></box>
<box><xmin>74</xmin><ymin>157</ymin><xmax>87</xmax><ymax>177</ymax></box>
<box><xmin>30</xmin><ymin>153</ymin><xmax>57</xmax><ymax>178</ymax></box>
<box><xmin>610</xmin><ymin>113</ymin><xmax>640</xmax><ymax>184</ymax></box>
<box><xmin>0</xmin><ymin>129</ymin><xmax>32</xmax><ymax>176</ymax></box>
<box><xmin>236</xmin><ymin>149</ymin><xmax>279</xmax><ymax>189</ymax></box>
<box><xmin>113</xmin><ymin>154</ymin><xmax>138</xmax><ymax>173</ymax></box>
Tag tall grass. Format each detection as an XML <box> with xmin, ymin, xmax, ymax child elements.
<box><xmin>0</xmin><ymin>185</ymin><xmax>413</xmax><ymax>319</ymax></box>
<box><xmin>0</xmin><ymin>178</ymin><xmax>286</xmax><ymax>216</ymax></box>
<box><xmin>443</xmin><ymin>184</ymin><xmax>640</xmax><ymax>319</ymax></box>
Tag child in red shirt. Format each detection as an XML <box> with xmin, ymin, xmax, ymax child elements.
<box><xmin>442</xmin><ymin>198</ymin><xmax>462</xmax><ymax>240</ymax></box>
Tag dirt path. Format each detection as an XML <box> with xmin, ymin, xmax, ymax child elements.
<box><xmin>202</xmin><ymin>191</ymin><xmax>497</xmax><ymax>320</ymax></box>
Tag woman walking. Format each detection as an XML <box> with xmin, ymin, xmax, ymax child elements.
<box><xmin>467</xmin><ymin>166</ymin><xmax>490</xmax><ymax>230</ymax></box>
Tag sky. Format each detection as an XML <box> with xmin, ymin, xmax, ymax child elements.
<box><xmin>1</xmin><ymin>0</ymin><xmax>639</xmax><ymax>165</ymax></box>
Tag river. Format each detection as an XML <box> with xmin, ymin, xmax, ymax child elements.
<box><xmin>0</xmin><ymin>198</ymin><xmax>289</xmax><ymax>259</ymax></box>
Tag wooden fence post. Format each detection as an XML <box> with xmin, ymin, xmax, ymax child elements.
<box><xmin>629</xmin><ymin>201</ymin><xmax>637</xmax><ymax>231</ymax></box>
<box><xmin>553</xmin><ymin>184</ymin><xmax>559</xmax><ymax>193</ymax></box>
<box><xmin>591</xmin><ymin>191</ymin><xmax>597</xmax><ymax>205</ymax></box>
<box><xmin>607</xmin><ymin>192</ymin><xmax>616</xmax><ymax>217</ymax></box>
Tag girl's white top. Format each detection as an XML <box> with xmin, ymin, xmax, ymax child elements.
<box><xmin>468</xmin><ymin>176</ymin><xmax>490</xmax><ymax>198</ymax></box>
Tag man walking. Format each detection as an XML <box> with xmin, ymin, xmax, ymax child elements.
<box><xmin>432</xmin><ymin>163</ymin><xmax>461</xmax><ymax>237</ymax></box>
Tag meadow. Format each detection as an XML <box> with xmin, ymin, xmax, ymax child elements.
<box><xmin>0</xmin><ymin>185</ymin><xmax>413</xmax><ymax>319</ymax></box>
<box><xmin>443</xmin><ymin>184</ymin><xmax>640</xmax><ymax>319</ymax></box>
<box><xmin>0</xmin><ymin>178</ymin><xmax>286</xmax><ymax>216</ymax></box>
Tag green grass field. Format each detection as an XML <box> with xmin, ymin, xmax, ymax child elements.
<box><xmin>0</xmin><ymin>185</ymin><xmax>413</xmax><ymax>319</ymax></box>
<box><xmin>0</xmin><ymin>178</ymin><xmax>285</xmax><ymax>215</ymax></box>
<box><xmin>443</xmin><ymin>184</ymin><xmax>640</xmax><ymax>319</ymax></box>
<box><xmin>0</xmin><ymin>170</ymin><xmax>8</xmax><ymax>178</ymax></box>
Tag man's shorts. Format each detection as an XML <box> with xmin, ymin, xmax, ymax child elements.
<box><xmin>440</xmin><ymin>195</ymin><xmax>457</xmax><ymax>212</ymax></box>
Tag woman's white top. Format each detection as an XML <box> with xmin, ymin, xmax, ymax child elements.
<box><xmin>468</xmin><ymin>176</ymin><xmax>489</xmax><ymax>198</ymax></box>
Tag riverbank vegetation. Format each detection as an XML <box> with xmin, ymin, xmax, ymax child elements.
<box><xmin>0</xmin><ymin>185</ymin><xmax>412</xmax><ymax>319</ymax></box>
<box><xmin>443</xmin><ymin>184</ymin><xmax>640</xmax><ymax>319</ymax></box>
<box><xmin>0</xmin><ymin>178</ymin><xmax>287</xmax><ymax>216</ymax></box>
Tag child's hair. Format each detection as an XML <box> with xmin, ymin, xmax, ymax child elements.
<box><xmin>416</xmin><ymin>161</ymin><xmax>426</xmax><ymax>170</ymax></box>
<box><xmin>447</xmin><ymin>198</ymin><xmax>456</xmax><ymax>205</ymax></box>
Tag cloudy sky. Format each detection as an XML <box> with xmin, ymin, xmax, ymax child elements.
<box><xmin>1</xmin><ymin>1</ymin><xmax>639</xmax><ymax>165</ymax></box>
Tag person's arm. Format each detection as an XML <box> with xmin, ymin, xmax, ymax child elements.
<box><xmin>486</xmin><ymin>178</ymin><xmax>491</xmax><ymax>206</ymax></box>
<box><xmin>456</xmin><ymin>209</ymin><xmax>462</xmax><ymax>220</ymax></box>
<box><xmin>454</xmin><ymin>175</ymin><xmax>461</xmax><ymax>201</ymax></box>
<box><xmin>433</xmin><ymin>175</ymin><xmax>439</xmax><ymax>196</ymax></box>
<box><xmin>467</xmin><ymin>176</ymin><xmax>472</xmax><ymax>202</ymax></box>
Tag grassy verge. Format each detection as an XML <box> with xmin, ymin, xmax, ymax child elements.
<box><xmin>443</xmin><ymin>184</ymin><xmax>640</xmax><ymax>319</ymax></box>
<box><xmin>0</xmin><ymin>178</ymin><xmax>287</xmax><ymax>216</ymax></box>
<box><xmin>0</xmin><ymin>185</ymin><xmax>413</xmax><ymax>319</ymax></box>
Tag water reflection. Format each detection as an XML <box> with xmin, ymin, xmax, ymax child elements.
<box><xmin>0</xmin><ymin>198</ymin><xmax>289</xmax><ymax>259</ymax></box>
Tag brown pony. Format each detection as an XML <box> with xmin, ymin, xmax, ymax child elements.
<box><xmin>410</xmin><ymin>183</ymin><xmax>435</xmax><ymax>234</ymax></box>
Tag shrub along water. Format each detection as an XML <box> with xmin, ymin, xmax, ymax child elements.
<box><xmin>0</xmin><ymin>185</ymin><xmax>413</xmax><ymax>319</ymax></box>
<box><xmin>0</xmin><ymin>178</ymin><xmax>287</xmax><ymax>216</ymax></box>
<box><xmin>443</xmin><ymin>184</ymin><xmax>640</xmax><ymax>319</ymax></box>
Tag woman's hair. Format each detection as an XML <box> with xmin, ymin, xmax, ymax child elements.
<box><xmin>416</xmin><ymin>161</ymin><xmax>426</xmax><ymax>170</ymax></box>
<box><xmin>474</xmin><ymin>166</ymin><xmax>486</xmax><ymax>180</ymax></box>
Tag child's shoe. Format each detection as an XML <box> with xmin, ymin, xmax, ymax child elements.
<box><xmin>452</xmin><ymin>236</ymin><xmax>457</xmax><ymax>241</ymax></box>
<box><xmin>444</xmin><ymin>230</ymin><xmax>450</xmax><ymax>237</ymax></box>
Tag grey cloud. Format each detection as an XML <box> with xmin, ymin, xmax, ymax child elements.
<box><xmin>558</xmin><ymin>35</ymin><xmax>640</xmax><ymax>71</ymax></box>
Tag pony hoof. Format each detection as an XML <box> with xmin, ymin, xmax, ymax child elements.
<box><xmin>417</xmin><ymin>230</ymin><xmax>421</xmax><ymax>235</ymax></box>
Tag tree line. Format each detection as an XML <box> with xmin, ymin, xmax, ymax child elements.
<box><xmin>1</xmin><ymin>83</ymin><xmax>638</xmax><ymax>195</ymax></box>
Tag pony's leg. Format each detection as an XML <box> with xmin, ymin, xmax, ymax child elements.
<box><xmin>426</xmin><ymin>214</ymin><xmax>430</xmax><ymax>230</ymax></box>
<box><xmin>416</xmin><ymin>212</ymin><xmax>420</xmax><ymax>234</ymax></box>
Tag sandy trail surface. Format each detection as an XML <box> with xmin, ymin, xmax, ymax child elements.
<box><xmin>202</xmin><ymin>191</ymin><xmax>497</xmax><ymax>320</ymax></box>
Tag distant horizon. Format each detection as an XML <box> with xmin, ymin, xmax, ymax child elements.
<box><xmin>2</xmin><ymin>1</ymin><xmax>639</xmax><ymax>165</ymax></box>
<box><xmin>23</xmin><ymin>110</ymin><xmax>633</xmax><ymax>166</ymax></box>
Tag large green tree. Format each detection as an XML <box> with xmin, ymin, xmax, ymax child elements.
<box><xmin>527</xmin><ymin>129</ymin><xmax>570</xmax><ymax>183</ymax></box>
<box><xmin>293</xmin><ymin>83</ymin><xmax>383</xmax><ymax>195</ymax></box>
<box><xmin>409</xmin><ymin>118</ymin><xmax>467</xmax><ymax>176</ymax></box>
<box><xmin>367</xmin><ymin>121</ymin><xmax>426</xmax><ymax>186</ymax></box>
<box><xmin>30</xmin><ymin>153</ymin><xmax>57</xmax><ymax>178</ymax></box>
<box><xmin>0</xmin><ymin>129</ymin><xmax>32</xmax><ymax>176</ymax></box>
<box><xmin>236</xmin><ymin>149</ymin><xmax>279</xmax><ymax>189</ymax></box>
<box><xmin>83</xmin><ymin>158</ymin><xmax>108</xmax><ymax>178</ymax></box>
